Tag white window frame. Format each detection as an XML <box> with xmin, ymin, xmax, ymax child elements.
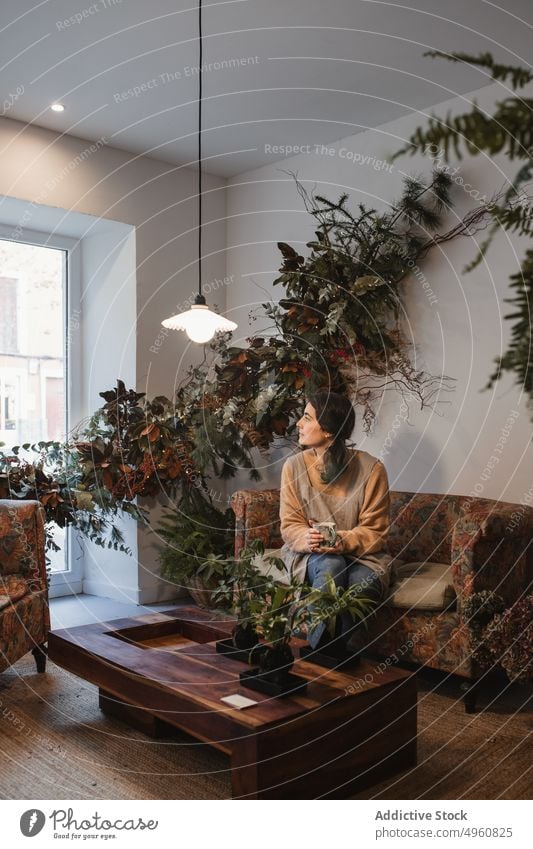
<box><xmin>0</xmin><ymin>367</ymin><xmax>27</xmax><ymax>438</ymax></box>
<box><xmin>0</xmin><ymin>225</ymin><xmax>83</xmax><ymax>597</ymax></box>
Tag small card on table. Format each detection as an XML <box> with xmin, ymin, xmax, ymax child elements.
<box><xmin>220</xmin><ymin>693</ymin><xmax>258</xmax><ymax>709</ymax></box>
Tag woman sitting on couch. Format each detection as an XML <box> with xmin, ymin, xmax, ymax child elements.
<box><xmin>280</xmin><ymin>390</ymin><xmax>392</xmax><ymax>655</ymax></box>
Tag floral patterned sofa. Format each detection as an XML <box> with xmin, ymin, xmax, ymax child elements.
<box><xmin>230</xmin><ymin>488</ymin><xmax>533</xmax><ymax>710</ymax></box>
<box><xmin>0</xmin><ymin>500</ymin><xmax>49</xmax><ymax>675</ymax></box>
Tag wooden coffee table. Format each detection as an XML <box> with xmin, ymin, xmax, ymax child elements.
<box><xmin>48</xmin><ymin>606</ymin><xmax>417</xmax><ymax>799</ymax></box>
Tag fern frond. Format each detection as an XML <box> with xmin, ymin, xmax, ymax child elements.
<box><xmin>495</xmin><ymin>202</ymin><xmax>533</xmax><ymax>236</ymax></box>
<box><xmin>423</xmin><ymin>51</ymin><xmax>533</xmax><ymax>89</ymax></box>
<box><xmin>486</xmin><ymin>249</ymin><xmax>533</xmax><ymax>398</ymax></box>
<box><xmin>400</xmin><ymin>101</ymin><xmax>533</xmax><ymax>162</ymax></box>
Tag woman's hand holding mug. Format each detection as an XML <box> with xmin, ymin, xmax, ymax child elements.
<box><xmin>307</xmin><ymin>518</ymin><xmax>341</xmax><ymax>553</ymax></box>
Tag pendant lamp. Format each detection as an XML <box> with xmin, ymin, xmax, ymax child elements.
<box><xmin>162</xmin><ymin>0</ymin><xmax>237</xmax><ymax>344</ymax></box>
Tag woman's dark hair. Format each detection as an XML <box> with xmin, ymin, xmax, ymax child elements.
<box><xmin>308</xmin><ymin>390</ymin><xmax>356</xmax><ymax>483</ymax></box>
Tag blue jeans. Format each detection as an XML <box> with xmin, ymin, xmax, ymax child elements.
<box><xmin>305</xmin><ymin>553</ymin><xmax>382</xmax><ymax>650</ymax></box>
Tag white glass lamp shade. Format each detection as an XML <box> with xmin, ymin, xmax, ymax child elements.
<box><xmin>162</xmin><ymin>303</ymin><xmax>237</xmax><ymax>344</ymax></box>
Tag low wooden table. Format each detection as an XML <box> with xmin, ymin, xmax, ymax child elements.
<box><xmin>48</xmin><ymin>606</ymin><xmax>417</xmax><ymax>799</ymax></box>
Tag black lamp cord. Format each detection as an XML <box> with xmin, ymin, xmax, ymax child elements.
<box><xmin>197</xmin><ymin>0</ymin><xmax>203</xmax><ymax>302</ymax></box>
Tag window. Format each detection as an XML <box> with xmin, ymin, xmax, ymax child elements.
<box><xmin>0</xmin><ymin>371</ymin><xmax>23</xmax><ymax>432</ymax></box>
<box><xmin>0</xmin><ymin>240</ymin><xmax>66</xmax><ymax>445</ymax></box>
<box><xmin>0</xmin><ymin>277</ymin><xmax>18</xmax><ymax>352</ymax></box>
<box><xmin>0</xmin><ymin>232</ymin><xmax>81</xmax><ymax>595</ymax></box>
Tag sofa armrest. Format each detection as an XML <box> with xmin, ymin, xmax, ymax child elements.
<box><xmin>451</xmin><ymin>499</ymin><xmax>533</xmax><ymax>605</ymax></box>
<box><xmin>0</xmin><ymin>499</ymin><xmax>48</xmax><ymax>592</ymax></box>
<box><xmin>230</xmin><ymin>489</ymin><xmax>282</xmax><ymax>557</ymax></box>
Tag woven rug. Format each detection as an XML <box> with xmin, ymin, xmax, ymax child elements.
<box><xmin>0</xmin><ymin>655</ymin><xmax>531</xmax><ymax>800</ymax></box>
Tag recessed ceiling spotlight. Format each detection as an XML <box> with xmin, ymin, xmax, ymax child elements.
<box><xmin>50</xmin><ymin>103</ymin><xmax>65</xmax><ymax>112</ymax></box>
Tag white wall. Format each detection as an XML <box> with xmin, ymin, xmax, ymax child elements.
<box><xmin>226</xmin><ymin>81</ymin><xmax>533</xmax><ymax>506</ymax></box>
<box><xmin>79</xmin><ymin>224</ymin><xmax>141</xmax><ymax>602</ymax></box>
<box><xmin>80</xmin><ymin>226</ymin><xmax>136</xmax><ymax>412</ymax></box>
<box><xmin>0</xmin><ymin>118</ymin><xmax>227</xmax><ymax>603</ymax></box>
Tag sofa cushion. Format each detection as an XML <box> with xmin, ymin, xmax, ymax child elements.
<box><xmin>252</xmin><ymin>552</ymin><xmax>456</xmax><ymax>611</ymax></box>
<box><xmin>387</xmin><ymin>561</ymin><xmax>456</xmax><ymax>611</ymax></box>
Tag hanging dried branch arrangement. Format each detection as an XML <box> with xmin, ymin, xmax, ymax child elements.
<box><xmin>1</xmin><ymin>173</ymin><xmax>496</xmax><ymax>537</ymax></box>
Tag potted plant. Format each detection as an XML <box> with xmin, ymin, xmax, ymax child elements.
<box><xmin>156</xmin><ymin>486</ymin><xmax>235</xmax><ymax>608</ymax></box>
<box><xmin>299</xmin><ymin>575</ymin><xmax>379</xmax><ymax>668</ymax></box>
<box><xmin>240</xmin><ymin>580</ymin><xmax>309</xmax><ymax>696</ymax></box>
<box><xmin>240</xmin><ymin>575</ymin><xmax>381</xmax><ymax>696</ymax></box>
<box><xmin>212</xmin><ymin>539</ymin><xmax>284</xmax><ymax>660</ymax></box>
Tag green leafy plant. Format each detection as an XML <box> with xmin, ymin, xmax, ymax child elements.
<box><xmin>249</xmin><ymin>572</ymin><xmax>379</xmax><ymax>657</ymax></box>
<box><xmin>212</xmin><ymin>539</ymin><xmax>283</xmax><ymax>619</ymax></box>
<box><xmin>305</xmin><ymin>573</ymin><xmax>379</xmax><ymax>639</ymax></box>
<box><xmin>211</xmin><ymin>540</ymin><xmax>284</xmax><ymax>648</ymax></box>
<box><xmin>394</xmin><ymin>51</ymin><xmax>533</xmax><ymax>412</ymax></box>
<box><xmin>246</xmin><ymin>580</ymin><xmax>309</xmax><ymax>675</ymax></box>
<box><xmin>0</xmin><ymin>379</ymin><xmax>205</xmax><ymax>553</ymax></box>
<box><xmin>156</xmin><ymin>486</ymin><xmax>235</xmax><ymax>589</ymax></box>
<box><xmin>242</xmin><ymin>573</ymin><xmax>380</xmax><ymax>682</ymax></box>
<box><xmin>76</xmin><ymin>380</ymin><xmax>197</xmax><ymax>499</ymax></box>
<box><xmin>250</xmin><ymin>580</ymin><xmax>308</xmax><ymax>647</ymax></box>
<box><xmin>0</xmin><ymin>438</ymin><xmax>133</xmax><ymax>556</ymax></box>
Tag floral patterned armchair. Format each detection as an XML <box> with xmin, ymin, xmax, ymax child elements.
<box><xmin>0</xmin><ymin>500</ymin><xmax>49</xmax><ymax>674</ymax></box>
<box><xmin>230</xmin><ymin>488</ymin><xmax>533</xmax><ymax>711</ymax></box>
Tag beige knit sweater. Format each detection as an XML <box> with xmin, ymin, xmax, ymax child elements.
<box><xmin>279</xmin><ymin>447</ymin><xmax>392</xmax><ymax>589</ymax></box>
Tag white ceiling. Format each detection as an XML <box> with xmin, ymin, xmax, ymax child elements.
<box><xmin>1</xmin><ymin>0</ymin><xmax>532</xmax><ymax>177</ymax></box>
